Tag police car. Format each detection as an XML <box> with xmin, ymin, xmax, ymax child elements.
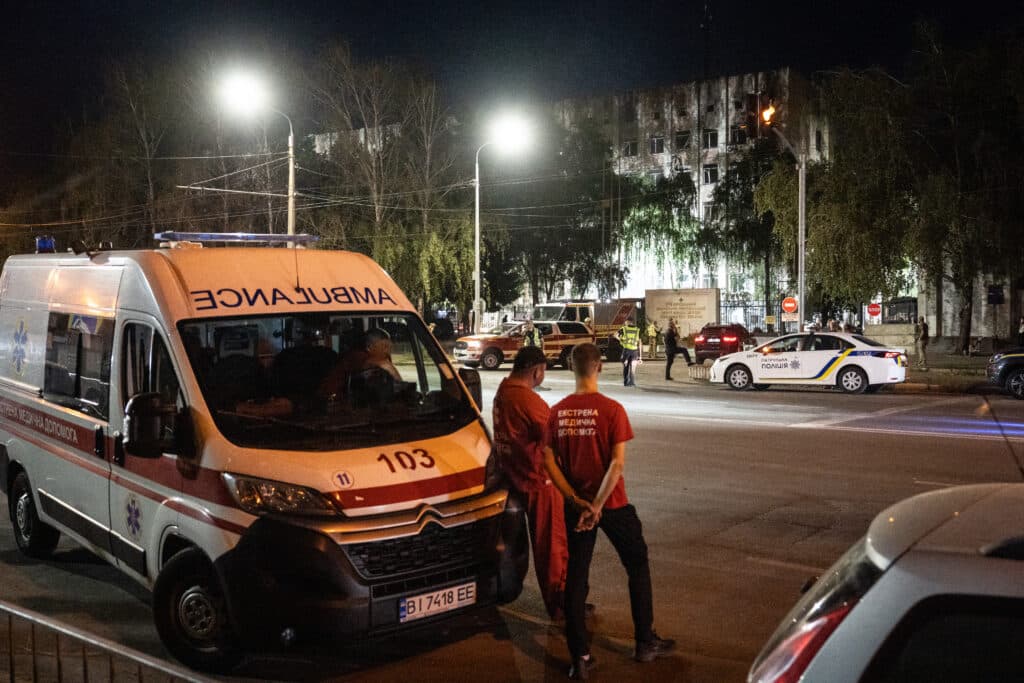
<box><xmin>709</xmin><ymin>332</ymin><xmax>907</xmax><ymax>394</ymax></box>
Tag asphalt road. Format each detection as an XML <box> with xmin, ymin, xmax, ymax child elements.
<box><xmin>2</xmin><ymin>367</ymin><xmax>1023</xmax><ymax>682</ymax></box>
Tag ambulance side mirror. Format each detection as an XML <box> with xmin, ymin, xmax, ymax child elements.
<box><xmin>458</xmin><ymin>367</ymin><xmax>482</xmax><ymax>411</ymax></box>
<box><xmin>123</xmin><ymin>392</ymin><xmax>179</xmax><ymax>459</ymax></box>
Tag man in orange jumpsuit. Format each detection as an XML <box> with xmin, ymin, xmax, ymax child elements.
<box><xmin>492</xmin><ymin>346</ymin><xmax>568</xmax><ymax>619</ymax></box>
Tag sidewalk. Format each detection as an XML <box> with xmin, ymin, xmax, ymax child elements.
<box><xmin>625</xmin><ymin>352</ymin><xmax>994</xmax><ymax>395</ymax></box>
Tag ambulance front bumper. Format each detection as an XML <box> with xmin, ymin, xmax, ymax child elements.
<box><xmin>215</xmin><ymin>489</ymin><xmax>528</xmax><ymax>650</ymax></box>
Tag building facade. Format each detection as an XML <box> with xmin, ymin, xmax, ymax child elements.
<box><xmin>553</xmin><ymin>68</ymin><xmax>830</xmax><ymax>320</ymax></box>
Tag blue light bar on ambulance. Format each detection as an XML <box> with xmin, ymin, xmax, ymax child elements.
<box><xmin>35</xmin><ymin>235</ymin><xmax>57</xmax><ymax>253</ymax></box>
<box><xmin>153</xmin><ymin>232</ymin><xmax>319</xmax><ymax>245</ymax></box>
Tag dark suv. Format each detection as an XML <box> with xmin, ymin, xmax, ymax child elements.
<box><xmin>987</xmin><ymin>348</ymin><xmax>1024</xmax><ymax>399</ymax></box>
<box><xmin>693</xmin><ymin>323</ymin><xmax>754</xmax><ymax>363</ymax></box>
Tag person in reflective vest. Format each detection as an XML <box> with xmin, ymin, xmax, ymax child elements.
<box><xmin>617</xmin><ymin>317</ymin><xmax>642</xmax><ymax>386</ymax></box>
<box><xmin>523</xmin><ymin>320</ymin><xmax>550</xmax><ymax>390</ymax></box>
<box><xmin>524</xmin><ymin>320</ymin><xmax>544</xmax><ymax>348</ymax></box>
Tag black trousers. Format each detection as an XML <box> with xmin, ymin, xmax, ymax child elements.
<box><xmin>665</xmin><ymin>346</ymin><xmax>692</xmax><ymax>378</ymax></box>
<box><xmin>563</xmin><ymin>503</ymin><xmax>654</xmax><ymax>659</ymax></box>
<box><xmin>621</xmin><ymin>349</ymin><xmax>638</xmax><ymax>385</ymax></box>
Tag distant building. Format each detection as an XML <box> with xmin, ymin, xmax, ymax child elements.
<box><xmin>553</xmin><ymin>68</ymin><xmax>830</xmax><ymax>326</ymax></box>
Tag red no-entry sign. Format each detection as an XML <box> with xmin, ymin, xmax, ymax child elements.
<box><xmin>867</xmin><ymin>303</ymin><xmax>882</xmax><ymax>317</ymax></box>
<box><xmin>782</xmin><ymin>297</ymin><xmax>798</xmax><ymax>314</ymax></box>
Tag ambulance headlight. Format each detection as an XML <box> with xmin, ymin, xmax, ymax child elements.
<box><xmin>222</xmin><ymin>473</ymin><xmax>339</xmax><ymax>517</ymax></box>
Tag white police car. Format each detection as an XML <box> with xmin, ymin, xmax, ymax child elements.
<box><xmin>709</xmin><ymin>332</ymin><xmax>907</xmax><ymax>394</ymax></box>
<box><xmin>750</xmin><ymin>483</ymin><xmax>1024</xmax><ymax>682</ymax></box>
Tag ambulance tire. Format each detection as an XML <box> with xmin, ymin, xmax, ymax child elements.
<box><xmin>153</xmin><ymin>548</ymin><xmax>240</xmax><ymax>673</ymax></box>
<box><xmin>10</xmin><ymin>471</ymin><xmax>60</xmax><ymax>558</ymax></box>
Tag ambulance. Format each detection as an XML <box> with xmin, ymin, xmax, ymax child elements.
<box><xmin>0</xmin><ymin>233</ymin><xmax>527</xmax><ymax>671</ymax></box>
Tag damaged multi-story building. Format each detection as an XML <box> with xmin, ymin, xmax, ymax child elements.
<box><xmin>552</xmin><ymin>67</ymin><xmax>830</xmax><ymax>329</ymax></box>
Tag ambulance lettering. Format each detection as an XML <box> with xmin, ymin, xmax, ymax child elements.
<box><xmin>191</xmin><ymin>286</ymin><xmax>398</xmax><ymax>310</ymax></box>
<box><xmin>377</xmin><ymin>448</ymin><xmax>436</xmax><ymax>474</ymax></box>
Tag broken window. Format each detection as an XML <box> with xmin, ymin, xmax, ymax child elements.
<box><xmin>702</xmin><ymin>129</ymin><xmax>718</xmax><ymax>149</ymax></box>
<box><xmin>650</xmin><ymin>136</ymin><xmax>665</xmax><ymax>154</ymax></box>
<box><xmin>730</xmin><ymin>126</ymin><xmax>748</xmax><ymax>145</ymax></box>
<box><xmin>675</xmin><ymin>130</ymin><xmax>691</xmax><ymax>148</ymax></box>
<box><xmin>703</xmin><ymin>164</ymin><xmax>719</xmax><ymax>184</ymax></box>
<box><xmin>623</xmin><ymin>140</ymin><xmax>638</xmax><ymax>157</ymax></box>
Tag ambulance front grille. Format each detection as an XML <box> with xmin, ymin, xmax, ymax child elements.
<box><xmin>343</xmin><ymin>519</ymin><xmax>489</xmax><ymax>580</ymax></box>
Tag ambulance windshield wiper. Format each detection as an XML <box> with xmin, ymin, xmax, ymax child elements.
<box><xmin>217</xmin><ymin>409</ymin><xmax>379</xmax><ymax>434</ymax></box>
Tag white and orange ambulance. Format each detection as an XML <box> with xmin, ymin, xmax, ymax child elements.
<box><xmin>0</xmin><ymin>233</ymin><xmax>527</xmax><ymax>671</ymax></box>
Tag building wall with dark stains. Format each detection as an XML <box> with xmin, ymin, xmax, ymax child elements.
<box><xmin>554</xmin><ymin>67</ymin><xmax>829</xmax><ymax>222</ymax></box>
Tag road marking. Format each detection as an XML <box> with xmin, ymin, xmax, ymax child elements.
<box><xmin>913</xmin><ymin>479</ymin><xmax>961</xmax><ymax>488</ymax></box>
<box><xmin>791</xmin><ymin>396</ymin><xmax>964</xmax><ymax>429</ymax></box>
<box><xmin>633</xmin><ymin>412</ymin><xmax>781</xmax><ymax>428</ymax></box>
<box><xmin>745</xmin><ymin>556</ymin><xmax>826</xmax><ymax>574</ymax></box>
<box><xmin>807</xmin><ymin>423</ymin><xmax>1024</xmax><ymax>443</ymax></box>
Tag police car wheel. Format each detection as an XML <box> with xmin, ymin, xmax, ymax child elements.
<box><xmin>480</xmin><ymin>349</ymin><xmax>502</xmax><ymax>370</ymax></box>
<box><xmin>1007</xmin><ymin>369</ymin><xmax>1024</xmax><ymax>399</ymax></box>
<box><xmin>838</xmin><ymin>367</ymin><xmax>868</xmax><ymax>394</ymax></box>
<box><xmin>726</xmin><ymin>365</ymin><xmax>752</xmax><ymax>390</ymax></box>
<box><xmin>154</xmin><ymin>548</ymin><xmax>240</xmax><ymax>673</ymax></box>
<box><xmin>9</xmin><ymin>471</ymin><xmax>60</xmax><ymax>558</ymax></box>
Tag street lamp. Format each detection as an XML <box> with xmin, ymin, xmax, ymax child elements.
<box><xmin>220</xmin><ymin>71</ymin><xmax>296</xmax><ymax>239</ymax></box>
<box><xmin>474</xmin><ymin>114</ymin><xmax>531</xmax><ymax>333</ymax></box>
<box><xmin>763</xmin><ymin>105</ymin><xmax>806</xmax><ymax>331</ymax></box>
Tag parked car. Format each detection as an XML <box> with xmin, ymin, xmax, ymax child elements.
<box><xmin>986</xmin><ymin>348</ymin><xmax>1024</xmax><ymax>399</ymax></box>
<box><xmin>710</xmin><ymin>332</ymin><xmax>907</xmax><ymax>394</ymax></box>
<box><xmin>750</xmin><ymin>483</ymin><xmax>1024</xmax><ymax>682</ymax></box>
<box><xmin>693</xmin><ymin>323</ymin><xmax>756</xmax><ymax>362</ymax></box>
<box><xmin>453</xmin><ymin>320</ymin><xmax>595</xmax><ymax>370</ymax></box>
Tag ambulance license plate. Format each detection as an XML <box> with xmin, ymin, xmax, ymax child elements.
<box><xmin>399</xmin><ymin>581</ymin><xmax>476</xmax><ymax>623</ymax></box>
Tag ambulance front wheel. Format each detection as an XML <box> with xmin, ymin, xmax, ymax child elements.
<box><xmin>10</xmin><ymin>471</ymin><xmax>60</xmax><ymax>558</ymax></box>
<box><xmin>153</xmin><ymin>548</ymin><xmax>241</xmax><ymax>673</ymax></box>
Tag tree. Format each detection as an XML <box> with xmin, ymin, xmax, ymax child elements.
<box><xmin>488</xmin><ymin>114</ymin><xmax>623</xmax><ymax>303</ymax></box>
<box><xmin>710</xmin><ymin>138</ymin><xmax>782</xmax><ymax>326</ymax></box>
<box><xmin>905</xmin><ymin>23</ymin><xmax>1024</xmax><ymax>350</ymax></box>
<box><xmin>756</xmin><ymin>69</ymin><xmax>915</xmax><ymax>310</ymax></box>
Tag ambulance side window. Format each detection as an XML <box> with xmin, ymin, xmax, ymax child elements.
<box><xmin>122</xmin><ymin>323</ymin><xmax>183</xmax><ymax>415</ymax></box>
<box><xmin>43</xmin><ymin>313</ymin><xmax>113</xmax><ymax>420</ymax></box>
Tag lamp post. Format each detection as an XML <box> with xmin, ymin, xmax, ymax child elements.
<box><xmin>220</xmin><ymin>72</ymin><xmax>295</xmax><ymax>239</ymax></box>
<box><xmin>473</xmin><ymin>114</ymin><xmax>531</xmax><ymax>333</ymax></box>
<box><xmin>763</xmin><ymin>105</ymin><xmax>806</xmax><ymax>331</ymax></box>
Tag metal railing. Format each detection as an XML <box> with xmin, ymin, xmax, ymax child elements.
<box><xmin>0</xmin><ymin>599</ymin><xmax>211</xmax><ymax>683</ymax></box>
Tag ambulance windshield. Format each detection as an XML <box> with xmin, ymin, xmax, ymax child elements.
<box><xmin>179</xmin><ymin>312</ymin><xmax>476</xmax><ymax>449</ymax></box>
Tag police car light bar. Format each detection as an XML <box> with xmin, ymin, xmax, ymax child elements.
<box><xmin>153</xmin><ymin>232</ymin><xmax>319</xmax><ymax>245</ymax></box>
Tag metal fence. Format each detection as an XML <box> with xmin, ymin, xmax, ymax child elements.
<box><xmin>0</xmin><ymin>599</ymin><xmax>209</xmax><ymax>683</ymax></box>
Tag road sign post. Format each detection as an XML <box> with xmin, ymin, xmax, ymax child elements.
<box><xmin>782</xmin><ymin>297</ymin><xmax>799</xmax><ymax>329</ymax></box>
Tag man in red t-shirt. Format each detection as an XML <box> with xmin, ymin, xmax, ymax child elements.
<box><xmin>544</xmin><ymin>342</ymin><xmax>675</xmax><ymax>680</ymax></box>
<box><xmin>492</xmin><ymin>346</ymin><xmax>568</xmax><ymax>619</ymax></box>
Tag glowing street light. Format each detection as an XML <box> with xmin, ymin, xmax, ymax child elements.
<box><xmin>474</xmin><ymin>113</ymin><xmax>531</xmax><ymax>333</ymax></box>
<box><xmin>763</xmin><ymin>104</ymin><xmax>806</xmax><ymax>331</ymax></box>
<box><xmin>219</xmin><ymin>71</ymin><xmax>296</xmax><ymax>239</ymax></box>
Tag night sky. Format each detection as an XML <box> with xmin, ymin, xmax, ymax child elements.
<box><xmin>2</xmin><ymin>0</ymin><xmax>1021</xmax><ymax>178</ymax></box>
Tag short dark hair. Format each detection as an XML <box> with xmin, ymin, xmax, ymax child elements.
<box><xmin>571</xmin><ymin>343</ymin><xmax>602</xmax><ymax>377</ymax></box>
<box><xmin>512</xmin><ymin>345</ymin><xmax>547</xmax><ymax>372</ymax></box>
